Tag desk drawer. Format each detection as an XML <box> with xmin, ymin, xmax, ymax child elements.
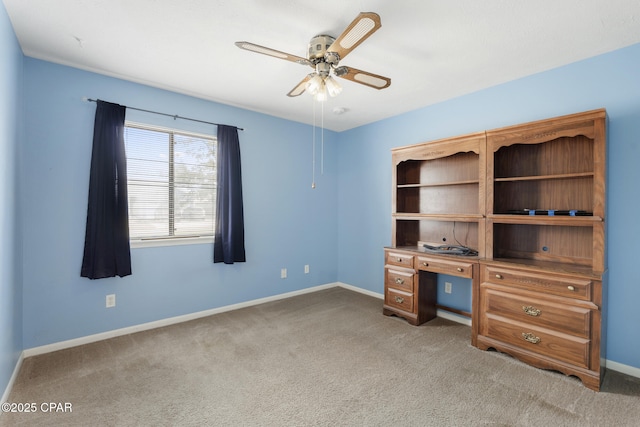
<box><xmin>484</xmin><ymin>265</ymin><xmax>592</xmax><ymax>301</ymax></box>
<box><xmin>482</xmin><ymin>286</ymin><xmax>591</xmax><ymax>338</ymax></box>
<box><xmin>484</xmin><ymin>314</ymin><xmax>590</xmax><ymax>369</ymax></box>
<box><xmin>385</xmin><ymin>268</ymin><xmax>414</xmax><ymax>293</ymax></box>
<box><xmin>416</xmin><ymin>255</ymin><xmax>473</xmax><ymax>278</ymax></box>
<box><xmin>385</xmin><ymin>250</ymin><xmax>414</xmax><ymax>269</ymax></box>
<box><xmin>385</xmin><ymin>288</ymin><xmax>414</xmax><ymax>313</ymax></box>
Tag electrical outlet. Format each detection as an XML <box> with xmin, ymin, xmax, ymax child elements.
<box><xmin>444</xmin><ymin>282</ymin><xmax>452</xmax><ymax>294</ymax></box>
<box><xmin>304</xmin><ymin>264</ymin><xmax>310</xmax><ymax>274</ymax></box>
<box><xmin>106</xmin><ymin>294</ymin><xmax>116</xmax><ymax>308</ymax></box>
<box><xmin>281</xmin><ymin>268</ymin><xmax>287</xmax><ymax>279</ymax></box>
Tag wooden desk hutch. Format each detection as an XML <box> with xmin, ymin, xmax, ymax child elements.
<box><xmin>383</xmin><ymin>109</ymin><xmax>607</xmax><ymax>391</ymax></box>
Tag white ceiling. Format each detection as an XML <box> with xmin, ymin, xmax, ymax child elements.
<box><xmin>4</xmin><ymin>0</ymin><xmax>640</xmax><ymax>131</ymax></box>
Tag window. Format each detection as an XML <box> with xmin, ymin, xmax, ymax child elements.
<box><xmin>124</xmin><ymin>123</ymin><xmax>216</xmax><ymax>247</ymax></box>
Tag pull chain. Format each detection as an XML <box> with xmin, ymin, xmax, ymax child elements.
<box><xmin>321</xmin><ymin>99</ymin><xmax>324</xmax><ymax>175</ymax></box>
<box><xmin>311</xmin><ymin>97</ymin><xmax>316</xmax><ymax>189</ymax></box>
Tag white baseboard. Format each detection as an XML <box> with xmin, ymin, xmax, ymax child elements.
<box><xmin>1</xmin><ymin>352</ymin><xmax>23</xmax><ymax>404</ymax></box>
<box><xmin>606</xmin><ymin>359</ymin><xmax>640</xmax><ymax>378</ymax></box>
<box><xmin>336</xmin><ymin>282</ymin><xmax>472</xmax><ymax>327</ymax></box>
<box><xmin>436</xmin><ymin>310</ymin><xmax>472</xmax><ymax>326</ymax></box>
<box><xmin>336</xmin><ymin>281</ymin><xmax>384</xmax><ymax>299</ymax></box>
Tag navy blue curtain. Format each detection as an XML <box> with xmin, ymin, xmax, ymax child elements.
<box><xmin>81</xmin><ymin>100</ymin><xmax>132</xmax><ymax>279</ymax></box>
<box><xmin>214</xmin><ymin>125</ymin><xmax>246</xmax><ymax>264</ymax></box>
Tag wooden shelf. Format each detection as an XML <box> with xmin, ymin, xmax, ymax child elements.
<box><xmin>494</xmin><ymin>172</ymin><xmax>593</xmax><ymax>182</ymax></box>
<box><xmin>394</xmin><ymin>213</ymin><xmax>484</xmax><ymax>222</ymax></box>
<box><xmin>488</xmin><ymin>214</ymin><xmax>603</xmax><ymax>225</ymax></box>
<box><xmin>398</xmin><ymin>179</ymin><xmax>480</xmax><ymax>188</ymax></box>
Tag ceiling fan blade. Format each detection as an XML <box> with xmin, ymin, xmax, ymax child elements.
<box><xmin>287</xmin><ymin>74</ymin><xmax>313</xmax><ymax>97</ymax></box>
<box><xmin>327</xmin><ymin>12</ymin><xmax>382</xmax><ymax>61</ymax></box>
<box><xmin>335</xmin><ymin>66</ymin><xmax>391</xmax><ymax>90</ymax></box>
<box><xmin>235</xmin><ymin>41</ymin><xmax>311</xmax><ymax>66</ymax></box>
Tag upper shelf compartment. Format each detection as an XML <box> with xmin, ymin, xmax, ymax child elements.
<box><xmin>485</xmin><ymin>108</ymin><xmax>606</xmax><ymax>271</ymax></box>
<box><xmin>486</xmin><ymin>109</ymin><xmax>606</xmax><ymax>219</ymax></box>
<box><xmin>493</xmin><ymin>136</ymin><xmax>594</xmax><ymax>180</ymax></box>
<box><xmin>393</xmin><ymin>132</ymin><xmax>486</xmax><ymax>217</ymax></box>
<box><xmin>396</xmin><ymin>151</ymin><xmax>480</xmax><ymax>187</ymax></box>
<box><xmin>391</xmin><ymin>132</ymin><xmax>486</xmax><ymax>253</ymax></box>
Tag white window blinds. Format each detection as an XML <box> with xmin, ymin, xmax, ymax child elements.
<box><xmin>124</xmin><ymin>123</ymin><xmax>216</xmax><ymax>240</ymax></box>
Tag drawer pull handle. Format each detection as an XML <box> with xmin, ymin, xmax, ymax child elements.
<box><xmin>394</xmin><ymin>296</ymin><xmax>404</xmax><ymax>304</ymax></box>
<box><xmin>397</xmin><ymin>257</ymin><xmax>403</xmax><ymax>262</ymax></box>
<box><xmin>456</xmin><ymin>267</ymin><xmax>463</xmax><ymax>272</ymax></box>
<box><xmin>567</xmin><ymin>285</ymin><xmax>576</xmax><ymax>291</ymax></box>
<box><xmin>522</xmin><ymin>332</ymin><xmax>541</xmax><ymax>344</ymax></box>
<box><xmin>522</xmin><ymin>306</ymin><xmax>541</xmax><ymax>317</ymax></box>
<box><xmin>422</xmin><ymin>262</ymin><xmax>429</xmax><ymax>267</ymax></box>
<box><xmin>395</xmin><ymin>278</ymin><xmax>405</xmax><ymax>285</ymax></box>
<box><xmin>495</xmin><ymin>274</ymin><xmax>503</xmax><ymax>279</ymax></box>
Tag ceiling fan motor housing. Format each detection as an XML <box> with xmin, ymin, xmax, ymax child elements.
<box><xmin>308</xmin><ymin>35</ymin><xmax>336</xmax><ymax>63</ymax></box>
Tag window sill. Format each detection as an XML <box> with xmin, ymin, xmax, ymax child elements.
<box><xmin>130</xmin><ymin>236</ymin><xmax>214</xmax><ymax>249</ymax></box>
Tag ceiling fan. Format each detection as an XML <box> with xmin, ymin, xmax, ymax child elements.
<box><xmin>235</xmin><ymin>12</ymin><xmax>391</xmax><ymax>101</ymax></box>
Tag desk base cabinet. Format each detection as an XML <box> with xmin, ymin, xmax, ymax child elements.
<box><xmin>383</xmin><ymin>248</ymin><xmax>476</xmax><ymax>327</ymax></box>
<box><xmin>383</xmin><ymin>249</ymin><xmax>437</xmax><ymax>326</ymax></box>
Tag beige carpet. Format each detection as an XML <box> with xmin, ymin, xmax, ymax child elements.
<box><xmin>2</xmin><ymin>287</ymin><xmax>639</xmax><ymax>426</ymax></box>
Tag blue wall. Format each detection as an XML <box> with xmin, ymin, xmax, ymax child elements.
<box><xmin>337</xmin><ymin>42</ymin><xmax>640</xmax><ymax>370</ymax></box>
<box><xmin>21</xmin><ymin>59</ymin><xmax>339</xmax><ymax>349</ymax></box>
<box><xmin>0</xmin><ymin>1</ymin><xmax>23</xmax><ymax>397</ymax></box>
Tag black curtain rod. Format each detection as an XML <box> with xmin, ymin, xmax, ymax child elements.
<box><xmin>83</xmin><ymin>97</ymin><xmax>244</xmax><ymax>131</ymax></box>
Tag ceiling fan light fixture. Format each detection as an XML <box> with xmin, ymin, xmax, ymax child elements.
<box><xmin>314</xmin><ymin>85</ymin><xmax>328</xmax><ymax>102</ymax></box>
<box><xmin>305</xmin><ymin>74</ymin><xmax>324</xmax><ymax>95</ymax></box>
<box><xmin>325</xmin><ymin>76</ymin><xmax>342</xmax><ymax>97</ymax></box>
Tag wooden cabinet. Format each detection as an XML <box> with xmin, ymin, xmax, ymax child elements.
<box><xmin>383</xmin><ymin>249</ymin><xmax>437</xmax><ymax>326</ymax></box>
<box><xmin>391</xmin><ymin>132</ymin><xmax>486</xmax><ymax>255</ymax></box>
<box><xmin>485</xmin><ymin>109</ymin><xmax>607</xmax><ymax>271</ymax></box>
<box><xmin>385</xmin><ymin>109</ymin><xmax>607</xmax><ymax>390</ymax></box>
<box><xmin>478</xmin><ymin>109</ymin><xmax>607</xmax><ymax>391</ymax></box>
<box><xmin>385</xmin><ymin>132</ymin><xmax>484</xmax><ymax>329</ymax></box>
<box><xmin>478</xmin><ymin>262</ymin><xmax>603</xmax><ymax>389</ymax></box>
<box><xmin>384</xmin><ymin>248</ymin><xmax>477</xmax><ymax>327</ymax></box>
